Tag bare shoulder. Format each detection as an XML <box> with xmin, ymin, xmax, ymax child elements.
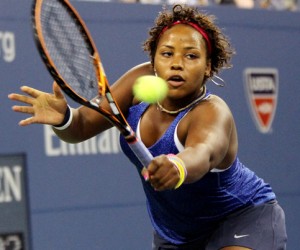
<box><xmin>111</xmin><ymin>62</ymin><xmax>153</xmax><ymax>95</ymax></box>
<box><xmin>205</xmin><ymin>94</ymin><xmax>230</xmax><ymax>107</ymax></box>
<box><xmin>109</xmin><ymin>62</ymin><xmax>154</xmax><ymax>112</ymax></box>
<box><xmin>178</xmin><ymin>94</ymin><xmax>238</xmax><ymax>169</ymax></box>
<box><xmin>121</xmin><ymin>61</ymin><xmax>154</xmax><ymax>80</ymax></box>
<box><xmin>177</xmin><ymin>94</ymin><xmax>235</xmax><ymax>142</ymax></box>
<box><xmin>192</xmin><ymin>94</ymin><xmax>233</xmax><ymax>119</ymax></box>
<box><xmin>178</xmin><ymin>94</ymin><xmax>232</xmax><ymax>133</ymax></box>
<box><xmin>112</xmin><ymin>62</ymin><xmax>153</xmax><ymax>87</ymax></box>
<box><xmin>132</xmin><ymin>61</ymin><xmax>153</xmax><ymax>72</ymax></box>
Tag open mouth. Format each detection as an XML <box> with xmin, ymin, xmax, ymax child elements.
<box><xmin>168</xmin><ymin>75</ymin><xmax>185</xmax><ymax>87</ymax></box>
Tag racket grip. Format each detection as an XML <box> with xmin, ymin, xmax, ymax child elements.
<box><xmin>127</xmin><ymin>139</ymin><xmax>153</xmax><ymax>168</ymax></box>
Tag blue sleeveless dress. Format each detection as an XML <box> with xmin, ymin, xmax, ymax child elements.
<box><xmin>119</xmin><ymin>97</ymin><xmax>275</xmax><ymax>244</ymax></box>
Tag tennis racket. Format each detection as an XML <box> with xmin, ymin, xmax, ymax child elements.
<box><xmin>32</xmin><ymin>0</ymin><xmax>153</xmax><ymax>168</ymax></box>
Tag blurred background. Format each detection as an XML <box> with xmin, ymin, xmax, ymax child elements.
<box><xmin>1</xmin><ymin>0</ymin><xmax>299</xmax><ymax>249</ymax></box>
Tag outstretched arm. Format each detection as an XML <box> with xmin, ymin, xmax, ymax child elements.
<box><xmin>53</xmin><ymin>62</ymin><xmax>155</xmax><ymax>143</ymax></box>
<box><xmin>9</xmin><ymin>62</ymin><xmax>154</xmax><ymax>143</ymax></box>
<box><xmin>144</xmin><ymin>96</ymin><xmax>237</xmax><ymax>191</ymax></box>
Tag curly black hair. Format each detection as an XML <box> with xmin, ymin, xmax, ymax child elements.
<box><xmin>143</xmin><ymin>4</ymin><xmax>235</xmax><ymax>78</ymax></box>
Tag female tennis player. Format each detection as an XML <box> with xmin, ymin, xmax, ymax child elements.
<box><xmin>9</xmin><ymin>4</ymin><xmax>287</xmax><ymax>249</ymax></box>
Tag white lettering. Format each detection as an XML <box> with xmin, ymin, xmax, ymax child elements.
<box><xmin>44</xmin><ymin>125</ymin><xmax>121</xmax><ymax>156</ymax></box>
<box><xmin>0</xmin><ymin>31</ymin><xmax>16</xmax><ymax>62</ymax></box>
<box><xmin>0</xmin><ymin>166</ymin><xmax>22</xmax><ymax>203</ymax></box>
<box><xmin>250</xmin><ymin>77</ymin><xmax>275</xmax><ymax>92</ymax></box>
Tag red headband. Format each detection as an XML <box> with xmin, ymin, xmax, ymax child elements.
<box><xmin>160</xmin><ymin>20</ymin><xmax>212</xmax><ymax>55</ymax></box>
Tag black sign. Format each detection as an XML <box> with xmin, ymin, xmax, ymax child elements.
<box><xmin>0</xmin><ymin>154</ymin><xmax>31</xmax><ymax>250</ymax></box>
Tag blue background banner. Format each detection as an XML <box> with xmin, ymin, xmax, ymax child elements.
<box><xmin>1</xmin><ymin>1</ymin><xmax>300</xmax><ymax>249</ymax></box>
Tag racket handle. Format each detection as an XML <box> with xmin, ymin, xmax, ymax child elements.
<box><xmin>127</xmin><ymin>138</ymin><xmax>153</xmax><ymax>168</ymax></box>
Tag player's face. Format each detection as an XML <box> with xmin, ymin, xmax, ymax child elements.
<box><xmin>154</xmin><ymin>24</ymin><xmax>211</xmax><ymax>101</ymax></box>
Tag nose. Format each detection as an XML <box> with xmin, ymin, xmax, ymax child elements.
<box><xmin>171</xmin><ymin>56</ymin><xmax>183</xmax><ymax>70</ymax></box>
<box><xmin>171</xmin><ymin>64</ymin><xmax>183</xmax><ymax>70</ymax></box>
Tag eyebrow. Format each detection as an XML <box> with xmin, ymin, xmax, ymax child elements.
<box><xmin>159</xmin><ymin>45</ymin><xmax>201</xmax><ymax>51</ymax></box>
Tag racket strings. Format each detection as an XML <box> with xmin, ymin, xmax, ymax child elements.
<box><xmin>39</xmin><ymin>0</ymin><xmax>98</xmax><ymax>100</ymax></box>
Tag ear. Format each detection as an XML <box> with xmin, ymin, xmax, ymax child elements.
<box><xmin>205</xmin><ymin>59</ymin><xmax>212</xmax><ymax>77</ymax></box>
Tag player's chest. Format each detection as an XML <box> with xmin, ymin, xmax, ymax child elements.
<box><xmin>138</xmin><ymin>107</ymin><xmax>187</xmax><ymax>147</ymax></box>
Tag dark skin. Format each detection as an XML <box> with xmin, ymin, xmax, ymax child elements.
<box><xmin>9</xmin><ymin>24</ymin><xmax>248</xmax><ymax>250</ymax></box>
<box><xmin>8</xmin><ymin>24</ymin><xmax>237</xmax><ymax>187</ymax></box>
<box><xmin>141</xmin><ymin>25</ymin><xmax>237</xmax><ymax>189</ymax></box>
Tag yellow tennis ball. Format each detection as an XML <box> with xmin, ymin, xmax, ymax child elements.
<box><xmin>133</xmin><ymin>75</ymin><xmax>168</xmax><ymax>103</ymax></box>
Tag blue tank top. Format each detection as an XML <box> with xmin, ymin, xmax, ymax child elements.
<box><xmin>119</xmin><ymin>98</ymin><xmax>276</xmax><ymax>244</ymax></box>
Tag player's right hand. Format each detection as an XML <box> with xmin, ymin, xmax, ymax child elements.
<box><xmin>8</xmin><ymin>82</ymin><xmax>68</xmax><ymax>126</ymax></box>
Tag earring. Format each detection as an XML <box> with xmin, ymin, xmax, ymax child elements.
<box><xmin>209</xmin><ymin>74</ymin><xmax>225</xmax><ymax>87</ymax></box>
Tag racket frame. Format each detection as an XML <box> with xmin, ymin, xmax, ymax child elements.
<box><xmin>32</xmin><ymin>0</ymin><xmax>153</xmax><ymax>167</ymax></box>
<box><xmin>32</xmin><ymin>0</ymin><xmax>134</xmax><ymax>139</ymax></box>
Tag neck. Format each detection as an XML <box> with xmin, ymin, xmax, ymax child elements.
<box><xmin>157</xmin><ymin>86</ymin><xmax>207</xmax><ymax>115</ymax></box>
